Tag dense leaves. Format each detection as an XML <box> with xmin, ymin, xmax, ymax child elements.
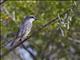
<box><xmin>0</xmin><ymin>1</ymin><xmax>80</xmax><ymax>60</ymax></box>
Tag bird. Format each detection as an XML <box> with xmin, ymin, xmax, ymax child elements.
<box><xmin>10</xmin><ymin>15</ymin><xmax>37</xmax><ymax>47</ymax></box>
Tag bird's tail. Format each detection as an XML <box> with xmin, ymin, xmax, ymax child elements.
<box><xmin>10</xmin><ymin>37</ymin><xmax>21</xmax><ymax>47</ymax></box>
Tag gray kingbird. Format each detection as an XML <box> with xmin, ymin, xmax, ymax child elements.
<box><xmin>11</xmin><ymin>15</ymin><xmax>37</xmax><ymax>46</ymax></box>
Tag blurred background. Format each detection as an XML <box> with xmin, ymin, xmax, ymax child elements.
<box><xmin>0</xmin><ymin>0</ymin><xmax>80</xmax><ymax>60</ymax></box>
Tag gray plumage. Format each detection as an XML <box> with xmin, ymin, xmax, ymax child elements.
<box><xmin>18</xmin><ymin>19</ymin><xmax>32</xmax><ymax>39</ymax></box>
<box><xmin>11</xmin><ymin>16</ymin><xmax>36</xmax><ymax>46</ymax></box>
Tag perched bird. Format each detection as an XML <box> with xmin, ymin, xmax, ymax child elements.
<box><xmin>10</xmin><ymin>15</ymin><xmax>37</xmax><ymax>47</ymax></box>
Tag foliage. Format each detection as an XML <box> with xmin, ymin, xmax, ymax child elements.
<box><xmin>0</xmin><ymin>1</ymin><xmax>80</xmax><ymax>60</ymax></box>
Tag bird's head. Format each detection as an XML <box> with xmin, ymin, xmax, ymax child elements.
<box><xmin>24</xmin><ymin>16</ymin><xmax>37</xmax><ymax>23</ymax></box>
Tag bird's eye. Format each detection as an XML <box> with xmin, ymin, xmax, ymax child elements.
<box><xmin>31</xmin><ymin>16</ymin><xmax>35</xmax><ymax>18</ymax></box>
<box><xmin>30</xmin><ymin>16</ymin><xmax>36</xmax><ymax>19</ymax></box>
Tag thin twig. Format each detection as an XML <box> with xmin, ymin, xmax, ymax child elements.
<box><xmin>2</xmin><ymin>6</ymin><xmax>15</xmax><ymax>21</ymax></box>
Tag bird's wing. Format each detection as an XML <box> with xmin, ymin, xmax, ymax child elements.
<box><xmin>18</xmin><ymin>21</ymin><xmax>32</xmax><ymax>39</ymax></box>
<box><xmin>22</xmin><ymin>22</ymin><xmax>32</xmax><ymax>39</ymax></box>
<box><xmin>10</xmin><ymin>21</ymin><xmax>32</xmax><ymax>47</ymax></box>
